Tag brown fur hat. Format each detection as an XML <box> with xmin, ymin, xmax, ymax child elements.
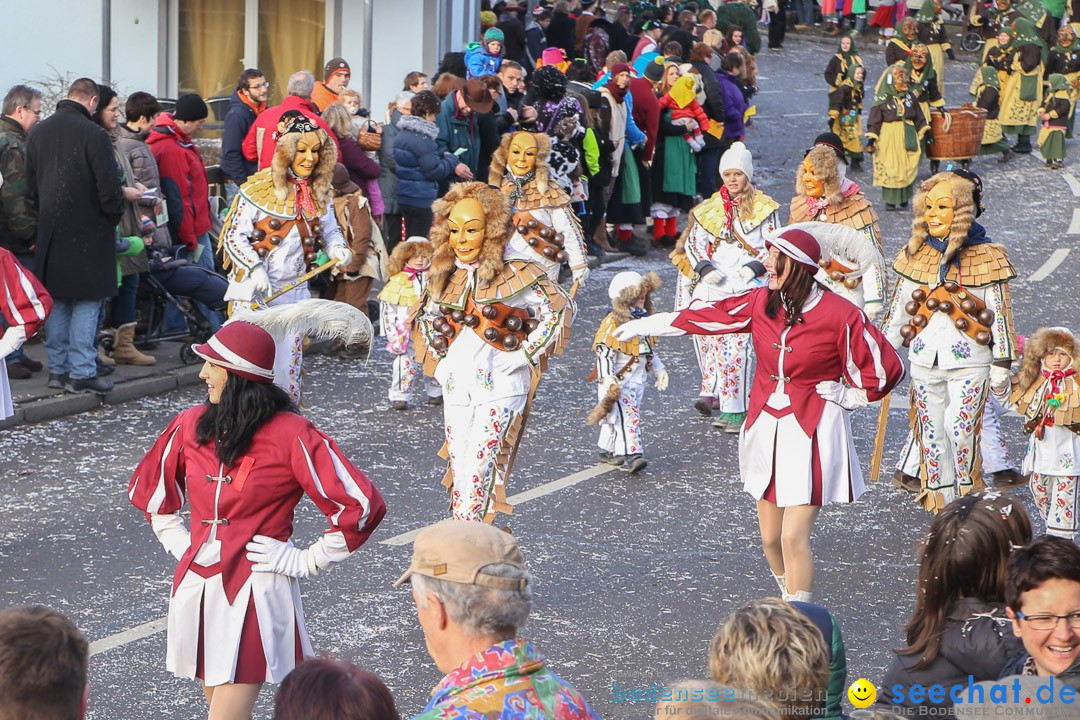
<box><xmin>487</xmin><ymin>131</ymin><xmax>555</xmax><ymax>191</ymax></box>
<box><xmin>796</xmin><ymin>145</ymin><xmax>844</xmax><ymax>207</ymax></box>
<box><xmin>1016</xmin><ymin>327</ymin><xmax>1079</xmax><ymax>392</ymax></box>
<box><xmin>271</xmin><ymin>127</ymin><xmax>338</xmax><ymax>212</ymax></box>
<box><xmin>426</xmin><ymin>182</ymin><xmax>512</xmax><ymax>300</ymax></box>
<box><xmin>609</xmin><ymin>271</ymin><xmax>661</xmax><ymax>325</ymax></box>
<box><xmin>387</xmin><ymin>237</ymin><xmax>434</xmax><ymax>277</ymax></box>
<box><xmin>906</xmin><ymin>172</ymin><xmax>976</xmax><ymax>264</ymax></box>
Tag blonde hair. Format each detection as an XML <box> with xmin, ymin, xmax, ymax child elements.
<box><xmin>702</xmin><ymin>28</ymin><xmax>723</xmax><ymax>48</ymax></box>
<box><xmin>708</xmin><ymin>598</ymin><xmax>829</xmax><ymax>717</ymax></box>
<box><xmin>322</xmin><ymin>103</ymin><xmax>355</xmax><ymax>141</ymax></box>
<box><xmin>906</xmin><ymin>172</ymin><xmax>976</xmax><ymax>263</ymax></box>
<box><xmin>654</xmin><ymin>681</ymin><xmax>780</xmax><ymax>720</ymax></box>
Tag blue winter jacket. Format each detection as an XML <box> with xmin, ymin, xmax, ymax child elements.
<box><xmin>394</xmin><ymin>114</ymin><xmax>459</xmax><ymax>209</ymax></box>
<box><xmin>465</xmin><ymin>42</ymin><xmax>503</xmax><ymax>78</ymax></box>
<box><xmin>435</xmin><ymin>94</ymin><xmax>480</xmax><ymax>178</ymax></box>
<box><xmin>220</xmin><ymin>91</ymin><xmax>259</xmax><ymax>184</ymax></box>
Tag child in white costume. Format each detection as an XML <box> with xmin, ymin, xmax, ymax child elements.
<box><xmin>377</xmin><ymin>237</ymin><xmax>442</xmax><ymax>410</ymax></box>
<box><xmin>588</xmin><ymin>271</ymin><xmax>669</xmax><ymax>474</ymax></box>
<box><xmin>993</xmin><ymin>326</ymin><xmax>1080</xmax><ymax>539</ymax></box>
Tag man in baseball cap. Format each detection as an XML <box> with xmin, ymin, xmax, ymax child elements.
<box><xmin>397</xmin><ymin>519</ymin><xmax>601</xmax><ymax>720</ymax></box>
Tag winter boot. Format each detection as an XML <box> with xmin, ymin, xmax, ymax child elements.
<box><xmin>652</xmin><ymin>217</ymin><xmax>667</xmax><ymax>245</ymax></box>
<box><xmin>112</xmin><ymin>323</ymin><xmax>156</xmax><ymax>365</ymax></box>
<box><xmin>1012</xmin><ymin>134</ymin><xmax>1033</xmax><ymax>154</ymax></box>
<box><xmin>665</xmin><ymin>216</ymin><xmax>679</xmax><ymax>244</ymax></box>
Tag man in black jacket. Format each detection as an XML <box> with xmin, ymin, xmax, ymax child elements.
<box><xmin>220</xmin><ymin>68</ymin><xmax>267</xmax><ymax>207</ymax></box>
<box><xmin>25</xmin><ymin>78</ymin><xmax>124</xmax><ymax>394</ymax></box>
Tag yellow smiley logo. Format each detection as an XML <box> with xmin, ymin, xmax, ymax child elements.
<box><xmin>847</xmin><ymin>678</ymin><xmax>877</xmax><ymax>708</ymax></box>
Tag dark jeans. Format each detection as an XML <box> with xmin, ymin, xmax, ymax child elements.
<box><xmin>110</xmin><ymin>272</ymin><xmax>139</xmax><ymax>327</ymax></box>
<box><xmin>769</xmin><ymin>0</ymin><xmax>788</xmax><ymax>47</ymax></box>
<box><xmin>383</xmin><ymin>213</ymin><xmax>404</xmax><ymax>255</ymax></box>
<box><xmin>400</xmin><ymin>204</ymin><xmax>435</xmax><ymax>240</ymax></box>
<box><xmin>697</xmin><ymin>146</ymin><xmax>722</xmax><ymax>199</ymax></box>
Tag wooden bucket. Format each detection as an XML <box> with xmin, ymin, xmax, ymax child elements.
<box><xmin>927</xmin><ymin>107</ymin><xmax>988</xmax><ymax>160</ymax></box>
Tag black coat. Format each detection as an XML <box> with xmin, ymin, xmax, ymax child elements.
<box><xmin>546</xmin><ymin>12</ymin><xmax>577</xmax><ymax>56</ymax></box>
<box><xmin>25</xmin><ymin>100</ymin><xmax>123</xmax><ymax>299</ymax></box>
<box><xmin>690</xmin><ymin>60</ymin><xmax>727</xmax><ymax>149</ymax></box>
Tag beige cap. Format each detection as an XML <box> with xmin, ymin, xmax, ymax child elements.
<box><xmin>394</xmin><ymin>519</ymin><xmax>527</xmax><ymax>590</ymax></box>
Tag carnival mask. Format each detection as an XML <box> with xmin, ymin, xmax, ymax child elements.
<box><xmin>448</xmin><ymin>197</ymin><xmax>486</xmax><ymax>264</ymax></box>
<box><xmin>801</xmin><ymin>158</ymin><xmax>825</xmax><ymax>198</ymax></box>
<box><xmin>911</xmin><ymin>46</ymin><xmax>928</xmax><ymax>69</ymax></box>
<box><xmin>1059</xmin><ymin>26</ymin><xmax>1075</xmax><ymax>46</ymax></box>
<box><xmin>507</xmin><ymin>132</ymin><xmax>539</xmax><ymax>177</ymax></box>
<box><xmin>893</xmin><ymin>68</ymin><xmax>910</xmax><ymax>93</ymax></box>
<box><xmin>995</xmin><ymin>0</ymin><xmax>1010</xmax><ymax>10</ymax></box>
<box><xmin>925</xmin><ymin>180</ymin><xmax>955</xmax><ymax>239</ymax></box>
<box><xmin>291</xmin><ymin>131</ymin><xmax>322</xmax><ymax>178</ymax></box>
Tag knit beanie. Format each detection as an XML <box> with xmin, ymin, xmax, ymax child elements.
<box><xmin>174</xmin><ymin>94</ymin><xmax>208</xmax><ymax>122</ymax></box>
<box><xmin>719</xmin><ymin>141</ymin><xmax>753</xmax><ymax>182</ymax></box>
<box><xmin>324</xmin><ymin>57</ymin><xmax>350</xmax><ymax>81</ymax></box>
<box><xmin>484</xmin><ymin>28</ymin><xmax>505</xmax><ymax>46</ymax></box>
<box><xmin>643</xmin><ymin>56</ymin><xmax>665</xmax><ymax>83</ymax></box>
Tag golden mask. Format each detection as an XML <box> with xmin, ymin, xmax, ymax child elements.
<box><xmin>801</xmin><ymin>158</ymin><xmax>825</xmax><ymax>198</ymax></box>
<box><xmin>507</xmin><ymin>132</ymin><xmax>539</xmax><ymax>177</ymax></box>
<box><xmin>925</xmin><ymin>180</ymin><xmax>955</xmax><ymax>239</ymax></box>
<box><xmin>447</xmin><ymin>197</ymin><xmax>486</xmax><ymax>264</ymax></box>
<box><xmin>291</xmin><ymin>131</ymin><xmax>322</xmax><ymax>178</ymax></box>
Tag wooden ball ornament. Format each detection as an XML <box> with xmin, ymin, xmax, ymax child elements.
<box><xmin>556</xmin><ymin>250</ymin><xmax>569</xmax><ymax>263</ymax></box>
<box><xmin>484</xmin><ymin>328</ymin><xmax>499</xmax><ymax>342</ymax></box>
<box><xmin>943</xmin><ymin>281</ymin><xmax>960</xmax><ymax>293</ymax></box>
<box><xmin>505</xmin><ymin>316</ymin><xmax>523</xmax><ymax>332</ymax></box>
<box><xmin>900</xmin><ymin>324</ymin><xmax>916</xmax><ymax>341</ymax></box>
<box><xmin>977</xmin><ymin>308</ymin><xmax>995</xmax><ymax>325</ymax></box>
<box><xmin>912</xmin><ymin>314</ymin><xmax>928</xmax><ymax>328</ymax></box>
<box><xmin>463</xmin><ymin>314</ymin><xmax>479</xmax><ymax>328</ymax></box>
<box><xmin>905</xmin><ymin>301</ymin><xmax>920</xmax><ymax>315</ymax></box>
<box><xmin>481</xmin><ymin>305</ymin><xmax>498</xmax><ymax>319</ymax></box>
<box><xmin>501</xmin><ymin>334</ymin><xmax>520</xmax><ymax>351</ymax></box>
<box><xmin>431</xmin><ymin>336</ymin><xmax>448</xmax><ymax>352</ymax></box>
<box><xmin>451</xmin><ymin>310</ymin><xmax>465</xmax><ymax>323</ymax></box>
<box><xmin>955</xmin><ymin>318</ymin><xmax>969</xmax><ymax>331</ymax></box>
<box><xmin>251</xmin><ymin>229</ymin><xmax>266</xmax><ymax>242</ymax></box>
<box><xmin>938</xmin><ymin>300</ymin><xmax>953</xmax><ymax>314</ymax></box>
<box><xmin>959</xmin><ymin>298</ymin><xmax>977</xmax><ymax>314</ymax></box>
<box><xmin>268</xmin><ymin>218</ymin><xmax>282</xmax><ymax>230</ymax></box>
<box><xmin>912</xmin><ymin>288</ymin><xmax>927</xmax><ymax>302</ymax></box>
<box><xmin>974</xmin><ymin>331</ymin><xmax>992</xmax><ymax>346</ymax></box>
<box><xmin>843</xmin><ymin>277</ymin><xmax>860</xmax><ymax>290</ymax></box>
<box><xmin>926</xmin><ymin>297</ymin><xmax>940</xmax><ymax>311</ymax></box>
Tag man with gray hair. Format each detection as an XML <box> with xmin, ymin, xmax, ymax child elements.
<box><xmin>242</xmin><ymin>69</ymin><xmax>337</xmax><ymax>170</ymax></box>
<box><xmin>0</xmin><ymin>84</ymin><xmax>44</xmax><ymax>380</ymax></box>
<box><xmin>396</xmin><ymin>519</ymin><xmax>601</xmax><ymax>720</ymax></box>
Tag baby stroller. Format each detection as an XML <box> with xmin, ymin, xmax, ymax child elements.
<box><xmin>132</xmin><ymin>246</ymin><xmax>229</xmax><ymax>364</ymax></box>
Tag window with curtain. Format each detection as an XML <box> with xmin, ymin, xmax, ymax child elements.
<box><xmin>178</xmin><ymin>0</ymin><xmax>246</xmax><ymax>101</ymax></box>
<box><xmin>258</xmin><ymin>0</ymin><xmax>327</xmax><ymax>106</ymax></box>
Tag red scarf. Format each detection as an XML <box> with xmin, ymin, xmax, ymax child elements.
<box><xmin>403</xmin><ymin>266</ymin><xmax>425</xmax><ymax>281</ymax></box>
<box><xmin>720</xmin><ymin>186</ymin><xmax>737</xmax><ymax>231</ymax></box>
<box><xmin>292</xmin><ymin>176</ymin><xmax>318</xmax><ymax>217</ymax></box>
<box><xmin>1036</xmin><ymin>368</ymin><xmax>1076</xmax><ymax>438</ymax></box>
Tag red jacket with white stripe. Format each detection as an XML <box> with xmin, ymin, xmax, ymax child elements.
<box><xmin>0</xmin><ymin>247</ymin><xmax>51</xmax><ymax>337</ymax></box>
<box><xmin>672</xmin><ymin>287</ymin><xmax>905</xmax><ymax>435</ymax></box>
<box><xmin>128</xmin><ymin>406</ymin><xmax>386</xmax><ymax>602</ymax></box>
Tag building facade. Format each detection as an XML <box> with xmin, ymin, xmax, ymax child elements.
<box><xmin>3</xmin><ymin>0</ymin><xmax>478</xmax><ymax>118</ymax></box>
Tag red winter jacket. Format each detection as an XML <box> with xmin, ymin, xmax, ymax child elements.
<box><xmin>241</xmin><ymin>95</ymin><xmax>340</xmax><ymax>171</ymax></box>
<box><xmin>147</xmin><ymin>114</ymin><xmax>210</xmax><ymax>250</ymax></box>
<box><xmin>629</xmin><ymin>77</ymin><xmax>660</xmax><ymax>162</ymax></box>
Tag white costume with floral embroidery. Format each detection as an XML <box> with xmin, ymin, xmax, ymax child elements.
<box><xmin>414</xmin><ymin>259</ymin><xmax>573</xmax><ymax>521</ymax></box>
<box><xmin>678</xmin><ymin>190</ymin><xmax>780</xmax><ymax>414</ymax></box>
<box><xmin>378</xmin><ymin>270</ymin><xmax>442</xmax><ymax>404</ymax></box>
<box><xmin>592</xmin><ymin>316</ymin><xmax>665</xmax><ymax>457</ymax></box>
<box><xmin>220</xmin><ymin>171</ymin><xmax>347</xmax><ymax>402</ymax></box>
<box><xmin>882</xmin><ymin>225</ymin><xmax>1017</xmax><ymax>511</ymax></box>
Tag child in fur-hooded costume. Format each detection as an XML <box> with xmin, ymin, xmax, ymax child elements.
<box><xmin>669</xmin><ymin>141</ymin><xmax>780</xmax><ymax>429</ymax></box>
<box><xmin>992</xmin><ymin>327</ymin><xmax>1080</xmax><ymax>539</ymax></box>
<box><xmin>589</xmin><ymin>271</ymin><xmax>669</xmax><ymax>473</ymax></box>
<box><xmin>488</xmin><ymin>131</ymin><xmax>590</xmax><ymax>287</ymax></box>
<box><xmin>882</xmin><ymin>171</ymin><xmax>1018</xmax><ymax>513</ymax></box>
<box><xmin>378</xmin><ymin>237</ymin><xmax>441</xmax><ymax>410</ymax></box>
<box><xmin>789</xmin><ymin>137</ymin><xmax>886</xmax><ymax>319</ymax></box>
<box><xmin>219</xmin><ymin>115</ymin><xmax>352</xmax><ymax>401</ymax></box>
<box><xmin>411</xmin><ymin>182</ymin><xmax>574</xmax><ymax>522</ymax></box>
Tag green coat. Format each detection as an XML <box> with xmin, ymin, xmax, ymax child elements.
<box><xmin>0</xmin><ymin>116</ymin><xmax>37</xmax><ymax>255</ymax></box>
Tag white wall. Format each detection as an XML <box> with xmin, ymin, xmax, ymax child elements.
<box><xmin>0</xmin><ymin>3</ymin><xmax>104</xmax><ymax>104</ymax></box>
<box><xmin>110</xmin><ymin>0</ymin><xmax>165</xmax><ymax>96</ymax></box>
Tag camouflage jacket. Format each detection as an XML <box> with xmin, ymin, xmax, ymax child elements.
<box><xmin>0</xmin><ymin>116</ymin><xmax>37</xmax><ymax>254</ymax></box>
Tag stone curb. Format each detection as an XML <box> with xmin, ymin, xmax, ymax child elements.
<box><xmin>0</xmin><ymin>365</ymin><xmax>202</xmax><ymax>430</ymax></box>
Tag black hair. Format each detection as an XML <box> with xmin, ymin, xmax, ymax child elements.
<box><xmin>722</xmin><ymin>50</ymin><xmax>744</xmax><ymax>73</ymax></box>
<box><xmin>437</xmin><ymin>52</ymin><xmax>468</xmax><ymax>79</ymax></box>
<box><xmin>125</xmin><ymin>91</ymin><xmax>162</xmax><ymax>123</ymax></box>
<box><xmin>764</xmin><ymin>254</ymin><xmax>817</xmax><ymax>326</ymax></box>
<box><xmin>237</xmin><ymin>68</ymin><xmax>265</xmax><ymax>92</ymax></box>
<box><xmin>195</xmin><ymin>374</ymin><xmax>298</xmax><ymax>466</ymax></box>
<box><xmin>565</xmin><ymin>59</ymin><xmax>594</xmax><ymax>83</ymax></box>
<box><xmin>1005</xmin><ymin>536</ymin><xmax>1080</xmax><ymax>612</ymax></box>
<box><xmin>91</xmin><ymin>83</ymin><xmax>117</xmax><ymax>126</ymax></box>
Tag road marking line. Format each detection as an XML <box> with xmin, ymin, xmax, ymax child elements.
<box><xmin>89</xmin><ymin>618</ymin><xmax>167</xmax><ymax>656</ymax></box>
<box><xmin>779</xmin><ymin>112</ymin><xmax>819</xmax><ymax>118</ymax></box>
<box><xmin>1063</xmin><ymin>172</ymin><xmax>1080</xmax><ymax>197</ymax></box>
<box><xmin>88</xmin><ymin>464</ymin><xmax>614</xmax><ymax>656</ymax></box>
<box><xmin>1027</xmin><ymin>248</ymin><xmax>1071</xmax><ymax>283</ymax></box>
<box><xmin>1070</xmin><ymin>209</ymin><xmax>1080</xmax><ymax>236</ymax></box>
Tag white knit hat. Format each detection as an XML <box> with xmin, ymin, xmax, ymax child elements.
<box><xmin>718</xmin><ymin>141</ymin><xmax>753</xmax><ymax>183</ymax></box>
<box><xmin>608</xmin><ymin>271</ymin><xmax>644</xmax><ymax>301</ymax></box>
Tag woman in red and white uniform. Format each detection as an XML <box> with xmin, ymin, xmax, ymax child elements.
<box><xmin>0</xmin><ymin>247</ymin><xmax>51</xmax><ymax>420</ymax></box>
<box><xmin>615</xmin><ymin>227</ymin><xmax>905</xmax><ymax>603</ymax></box>
<box><xmin>129</xmin><ymin>320</ymin><xmax>385</xmax><ymax>720</ymax></box>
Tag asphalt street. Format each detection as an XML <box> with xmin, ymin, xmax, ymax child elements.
<box><xmin>1</xmin><ymin>34</ymin><xmax>1077</xmax><ymax>720</ymax></box>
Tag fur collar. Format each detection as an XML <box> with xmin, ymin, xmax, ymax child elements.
<box><xmin>398</xmin><ymin>114</ymin><xmax>439</xmax><ymax>139</ymax></box>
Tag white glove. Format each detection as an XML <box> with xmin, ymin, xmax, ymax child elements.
<box><xmin>737</xmin><ymin>266</ymin><xmax>757</xmax><ymax>284</ymax></box>
<box><xmin>150</xmin><ymin>513</ymin><xmax>190</xmax><ymax>561</ymax></box>
<box><xmin>246</xmin><ymin>534</ymin><xmax>315</xmax><ymax>579</ymax></box>
<box><xmin>654</xmin><ymin>368</ymin><xmax>669</xmax><ymax>391</ymax></box>
<box><xmin>702</xmin><ymin>268</ymin><xmax>727</xmax><ymax>287</ymax></box>
<box><xmin>863</xmin><ymin>300</ymin><xmax>883</xmax><ymax>322</ymax></box>
<box><xmin>249</xmin><ymin>265</ymin><xmax>272</xmax><ymax>296</ymax></box>
<box><xmin>611</xmin><ymin>313</ymin><xmax>681</xmax><ymax>341</ymax></box>
<box><xmin>0</xmin><ymin>325</ymin><xmax>27</xmax><ymax>360</ymax></box>
<box><xmin>331</xmin><ymin>246</ymin><xmax>353</xmax><ymax>269</ymax></box>
<box><xmin>815</xmin><ymin>380</ymin><xmax>869</xmax><ymax>411</ymax></box>
<box><xmin>990</xmin><ymin>365</ymin><xmax>1011</xmax><ymax>389</ymax></box>
<box><xmin>571</xmin><ymin>263</ymin><xmax>590</xmax><ymax>285</ymax></box>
